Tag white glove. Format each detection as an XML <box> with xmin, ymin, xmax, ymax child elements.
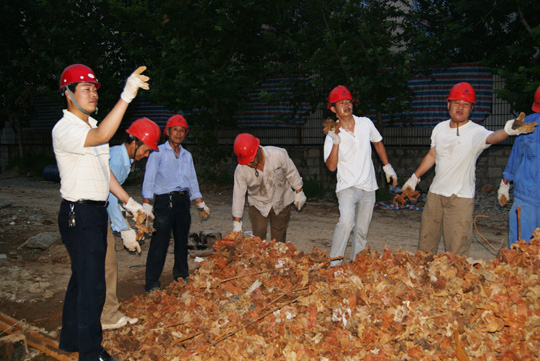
<box><xmin>232</xmin><ymin>220</ymin><xmax>242</xmax><ymax>233</ymax></box>
<box><xmin>504</xmin><ymin>112</ymin><xmax>536</xmax><ymax>136</ymax></box>
<box><xmin>123</xmin><ymin>197</ymin><xmax>144</xmax><ymax>216</ymax></box>
<box><xmin>402</xmin><ymin>173</ymin><xmax>420</xmax><ymax>192</ymax></box>
<box><xmin>328</xmin><ymin>130</ymin><xmax>341</xmax><ymax>145</ymax></box>
<box><xmin>142</xmin><ymin>203</ymin><xmax>154</xmax><ymax>219</ymax></box>
<box><xmin>294</xmin><ymin>191</ymin><xmax>307</xmax><ymax>211</ymax></box>
<box><xmin>497</xmin><ymin>179</ymin><xmax>510</xmax><ymax>207</ymax></box>
<box><xmin>197</xmin><ymin>201</ymin><xmax>210</xmax><ymax>214</ymax></box>
<box><xmin>121</xmin><ymin>229</ymin><xmax>141</xmax><ymax>253</ymax></box>
<box><xmin>120</xmin><ymin>66</ymin><xmax>150</xmax><ymax>103</ymax></box>
<box><xmin>383</xmin><ymin>164</ymin><xmax>398</xmax><ymax>186</ymax></box>
<box><xmin>197</xmin><ymin>201</ymin><xmax>210</xmax><ymax>220</ymax></box>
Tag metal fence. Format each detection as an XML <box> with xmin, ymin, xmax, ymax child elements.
<box><xmin>215</xmin><ymin>74</ymin><xmax>517</xmax><ymax>147</ymax></box>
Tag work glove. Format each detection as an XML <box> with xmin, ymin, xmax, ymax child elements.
<box><xmin>497</xmin><ymin>179</ymin><xmax>510</xmax><ymax>207</ymax></box>
<box><xmin>294</xmin><ymin>190</ymin><xmax>307</xmax><ymax>211</ymax></box>
<box><xmin>327</xmin><ymin>130</ymin><xmax>341</xmax><ymax>145</ymax></box>
<box><xmin>120</xmin><ymin>66</ymin><xmax>150</xmax><ymax>103</ymax></box>
<box><xmin>197</xmin><ymin>201</ymin><xmax>210</xmax><ymax>220</ymax></box>
<box><xmin>383</xmin><ymin>164</ymin><xmax>398</xmax><ymax>187</ymax></box>
<box><xmin>402</xmin><ymin>173</ymin><xmax>420</xmax><ymax>192</ymax></box>
<box><xmin>142</xmin><ymin>203</ymin><xmax>154</xmax><ymax>219</ymax></box>
<box><xmin>121</xmin><ymin>229</ymin><xmax>141</xmax><ymax>253</ymax></box>
<box><xmin>504</xmin><ymin>112</ymin><xmax>537</xmax><ymax>136</ymax></box>
<box><xmin>123</xmin><ymin>197</ymin><xmax>144</xmax><ymax>217</ymax></box>
<box><xmin>232</xmin><ymin>220</ymin><xmax>242</xmax><ymax>233</ymax></box>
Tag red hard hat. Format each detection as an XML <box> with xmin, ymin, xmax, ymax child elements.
<box><xmin>234</xmin><ymin>133</ymin><xmax>260</xmax><ymax>165</ymax></box>
<box><xmin>447</xmin><ymin>82</ymin><xmax>476</xmax><ymax>104</ymax></box>
<box><xmin>327</xmin><ymin>85</ymin><xmax>353</xmax><ymax>109</ymax></box>
<box><xmin>165</xmin><ymin>114</ymin><xmax>189</xmax><ymax>134</ymax></box>
<box><xmin>59</xmin><ymin>64</ymin><xmax>100</xmax><ymax>91</ymax></box>
<box><xmin>126</xmin><ymin>118</ymin><xmax>161</xmax><ymax>151</ymax></box>
<box><xmin>532</xmin><ymin>85</ymin><xmax>540</xmax><ymax>113</ymax></box>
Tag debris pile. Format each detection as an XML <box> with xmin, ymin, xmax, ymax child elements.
<box><xmin>103</xmin><ymin>233</ymin><xmax>540</xmax><ymax>360</ymax></box>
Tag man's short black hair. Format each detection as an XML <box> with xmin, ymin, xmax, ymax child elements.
<box><xmin>125</xmin><ymin>133</ymin><xmax>144</xmax><ymax>147</ymax></box>
<box><xmin>62</xmin><ymin>83</ymin><xmax>78</xmax><ymax>107</ymax></box>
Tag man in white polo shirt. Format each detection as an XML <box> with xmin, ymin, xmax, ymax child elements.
<box><xmin>324</xmin><ymin>85</ymin><xmax>398</xmax><ymax>266</ymax></box>
<box><xmin>52</xmin><ymin>64</ymin><xmax>149</xmax><ymax>361</ymax></box>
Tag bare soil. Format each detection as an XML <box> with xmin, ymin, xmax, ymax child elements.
<box><xmin>0</xmin><ymin>174</ymin><xmax>508</xmax><ymax>359</ymax></box>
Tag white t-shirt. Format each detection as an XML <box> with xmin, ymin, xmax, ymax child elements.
<box><xmin>324</xmin><ymin>115</ymin><xmax>383</xmax><ymax>193</ymax></box>
<box><xmin>429</xmin><ymin>119</ymin><xmax>492</xmax><ymax>198</ymax></box>
<box><xmin>52</xmin><ymin>110</ymin><xmax>110</xmax><ymax>202</ymax></box>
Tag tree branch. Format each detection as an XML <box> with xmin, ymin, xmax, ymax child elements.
<box><xmin>319</xmin><ymin>3</ymin><xmax>349</xmax><ymax>80</ymax></box>
<box><xmin>515</xmin><ymin>2</ymin><xmax>532</xmax><ymax>35</ymax></box>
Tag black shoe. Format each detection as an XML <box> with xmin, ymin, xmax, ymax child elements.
<box><xmin>98</xmin><ymin>350</ymin><xmax>120</xmax><ymax>361</ymax></box>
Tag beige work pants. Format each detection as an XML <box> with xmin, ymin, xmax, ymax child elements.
<box><xmin>418</xmin><ymin>192</ymin><xmax>474</xmax><ymax>257</ymax></box>
<box><xmin>100</xmin><ymin>226</ymin><xmax>123</xmax><ymax>324</ymax></box>
<box><xmin>249</xmin><ymin>204</ymin><xmax>292</xmax><ymax>243</ymax></box>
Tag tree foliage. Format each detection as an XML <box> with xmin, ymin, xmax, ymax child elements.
<box><xmin>404</xmin><ymin>0</ymin><xmax>540</xmax><ymax>112</ymax></box>
<box><xmin>260</xmin><ymin>0</ymin><xmax>415</xmax><ymax>128</ymax></box>
<box><xmin>1</xmin><ymin>0</ymin><xmax>132</xmax><ymax>156</ymax></box>
<box><xmin>2</xmin><ymin>0</ymin><xmax>540</xmax><ymax>160</ymax></box>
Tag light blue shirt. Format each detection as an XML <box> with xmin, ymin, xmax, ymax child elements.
<box><xmin>142</xmin><ymin>141</ymin><xmax>202</xmax><ymax>201</ymax></box>
<box><xmin>106</xmin><ymin>145</ymin><xmax>133</xmax><ymax>232</ymax></box>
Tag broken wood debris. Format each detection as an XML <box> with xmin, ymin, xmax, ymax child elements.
<box><xmin>102</xmin><ymin>232</ymin><xmax>540</xmax><ymax>360</ymax></box>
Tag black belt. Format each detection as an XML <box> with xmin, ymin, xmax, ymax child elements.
<box><xmin>167</xmin><ymin>191</ymin><xmax>189</xmax><ymax>197</ymax></box>
<box><xmin>64</xmin><ymin>199</ymin><xmax>109</xmax><ymax>207</ymax></box>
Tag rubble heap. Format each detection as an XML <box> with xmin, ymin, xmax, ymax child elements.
<box><xmin>103</xmin><ymin>232</ymin><xmax>540</xmax><ymax>360</ymax></box>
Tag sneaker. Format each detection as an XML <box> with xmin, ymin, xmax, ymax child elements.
<box><xmin>102</xmin><ymin>316</ymin><xmax>138</xmax><ymax>330</ymax></box>
<box><xmin>124</xmin><ymin>315</ymin><xmax>138</xmax><ymax>325</ymax></box>
<box><xmin>147</xmin><ymin>287</ymin><xmax>160</xmax><ymax>294</ymax></box>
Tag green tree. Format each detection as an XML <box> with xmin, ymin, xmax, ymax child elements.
<box><xmin>404</xmin><ymin>0</ymin><xmax>540</xmax><ymax>112</ymax></box>
<box><xmin>1</xmin><ymin>0</ymin><xmax>141</xmax><ymax>158</ymax></box>
<box><xmin>109</xmin><ymin>0</ymin><xmax>287</xmax><ymax>171</ymax></box>
<box><xmin>261</xmin><ymin>0</ymin><xmax>415</xmax><ymax>130</ymax></box>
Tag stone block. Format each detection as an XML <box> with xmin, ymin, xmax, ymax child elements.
<box><xmin>308</xmin><ymin>148</ymin><xmax>320</xmax><ymax>158</ymax></box>
<box><xmin>0</xmin><ymin>333</ymin><xmax>28</xmax><ymax>361</ymax></box>
<box><xmin>495</xmin><ymin>157</ymin><xmax>509</xmax><ymax>166</ymax></box>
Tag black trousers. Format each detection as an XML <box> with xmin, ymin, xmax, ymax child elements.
<box><xmin>145</xmin><ymin>192</ymin><xmax>191</xmax><ymax>291</ymax></box>
<box><xmin>58</xmin><ymin>200</ymin><xmax>107</xmax><ymax>361</ymax></box>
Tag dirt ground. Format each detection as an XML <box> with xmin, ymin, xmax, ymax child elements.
<box><xmin>0</xmin><ymin>174</ymin><xmax>508</xmax><ymax>359</ymax></box>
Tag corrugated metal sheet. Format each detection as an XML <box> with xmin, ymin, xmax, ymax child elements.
<box><xmin>363</xmin><ymin>63</ymin><xmax>493</xmax><ymax>125</ymax></box>
<box><xmin>234</xmin><ymin>77</ymin><xmax>310</xmax><ymax>128</ymax></box>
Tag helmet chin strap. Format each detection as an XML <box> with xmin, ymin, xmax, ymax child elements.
<box><xmin>132</xmin><ymin>142</ymin><xmax>141</xmax><ymax>169</ymax></box>
<box><xmin>65</xmin><ymin>87</ymin><xmax>91</xmax><ymax>115</ymax></box>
